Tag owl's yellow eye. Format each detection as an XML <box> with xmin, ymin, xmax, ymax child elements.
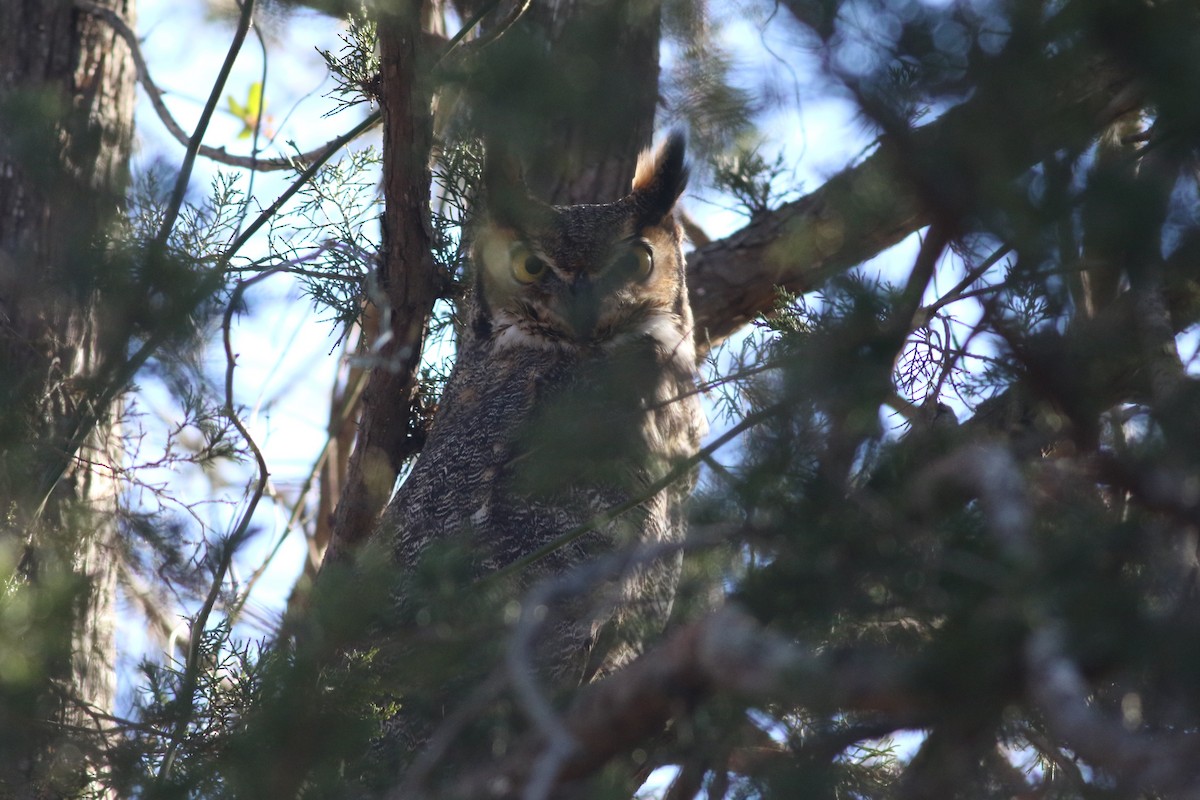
<box><xmin>614</xmin><ymin>242</ymin><xmax>654</xmax><ymax>281</ymax></box>
<box><xmin>510</xmin><ymin>245</ymin><xmax>548</xmax><ymax>284</ymax></box>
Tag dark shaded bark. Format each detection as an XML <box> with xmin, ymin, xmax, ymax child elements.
<box><xmin>0</xmin><ymin>0</ymin><xmax>136</xmax><ymax>795</ymax></box>
<box><xmin>520</xmin><ymin>0</ymin><xmax>662</xmax><ymax>205</ymax></box>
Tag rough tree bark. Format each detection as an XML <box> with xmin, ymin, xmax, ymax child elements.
<box><xmin>0</xmin><ymin>0</ymin><xmax>136</xmax><ymax>795</ymax></box>
<box><xmin>520</xmin><ymin>0</ymin><xmax>662</xmax><ymax>205</ymax></box>
<box><xmin>687</xmin><ymin>51</ymin><xmax>1137</xmax><ymax>345</ymax></box>
<box><xmin>326</xmin><ymin>0</ymin><xmax>439</xmax><ymax>559</ymax></box>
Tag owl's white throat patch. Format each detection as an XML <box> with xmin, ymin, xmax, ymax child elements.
<box><xmin>489</xmin><ymin>308</ymin><xmax>696</xmax><ymax>368</ymax></box>
<box><xmin>609</xmin><ymin>311</ymin><xmax>697</xmax><ymax>370</ymax></box>
<box><xmin>490</xmin><ymin>310</ymin><xmax>580</xmax><ymax>352</ymax></box>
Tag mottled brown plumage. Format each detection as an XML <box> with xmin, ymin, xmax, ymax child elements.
<box><xmin>378</xmin><ymin>132</ymin><xmax>705</xmax><ymax>686</ymax></box>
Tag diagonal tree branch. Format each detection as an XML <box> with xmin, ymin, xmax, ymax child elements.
<box><xmin>686</xmin><ymin>52</ymin><xmax>1139</xmax><ymax>345</ymax></box>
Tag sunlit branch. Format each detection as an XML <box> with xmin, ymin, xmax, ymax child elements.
<box><xmin>686</xmin><ymin>53</ymin><xmax>1138</xmax><ymax>347</ymax></box>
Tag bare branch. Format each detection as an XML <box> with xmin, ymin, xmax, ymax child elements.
<box><xmin>912</xmin><ymin>243</ymin><xmax>1013</xmax><ymax>328</ymax></box>
<box><xmin>76</xmin><ymin>0</ymin><xmax>376</xmax><ymax>172</ymax></box>
<box><xmin>151</xmin><ymin>0</ymin><xmax>256</xmax><ymax>252</ymax></box>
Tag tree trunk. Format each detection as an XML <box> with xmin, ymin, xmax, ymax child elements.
<box><xmin>521</xmin><ymin>0</ymin><xmax>662</xmax><ymax>205</ymax></box>
<box><xmin>0</xmin><ymin>0</ymin><xmax>136</xmax><ymax>795</ymax></box>
<box><xmin>326</xmin><ymin>0</ymin><xmax>439</xmax><ymax>558</ymax></box>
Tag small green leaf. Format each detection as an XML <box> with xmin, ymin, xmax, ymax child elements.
<box><xmin>227</xmin><ymin>82</ymin><xmax>266</xmax><ymax>140</ymax></box>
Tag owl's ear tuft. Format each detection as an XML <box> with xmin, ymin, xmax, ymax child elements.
<box><xmin>483</xmin><ymin>138</ymin><xmax>553</xmax><ymax>232</ymax></box>
<box><xmin>631</xmin><ymin>131</ymin><xmax>689</xmax><ymax>226</ymax></box>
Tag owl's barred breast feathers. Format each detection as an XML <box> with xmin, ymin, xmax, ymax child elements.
<box><xmin>379</xmin><ymin>132</ymin><xmax>706</xmax><ymax>685</ymax></box>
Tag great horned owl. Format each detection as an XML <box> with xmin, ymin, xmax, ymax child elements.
<box><xmin>380</xmin><ymin>132</ymin><xmax>705</xmax><ymax>687</ymax></box>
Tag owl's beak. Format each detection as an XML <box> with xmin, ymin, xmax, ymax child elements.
<box><xmin>564</xmin><ymin>276</ymin><xmax>600</xmax><ymax>338</ymax></box>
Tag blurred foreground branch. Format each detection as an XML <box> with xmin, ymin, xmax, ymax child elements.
<box><xmin>447</xmin><ymin>605</ymin><xmax>929</xmax><ymax>799</ymax></box>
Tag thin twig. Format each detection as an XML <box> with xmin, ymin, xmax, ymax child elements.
<box><xmin>226</xmin><ymin>365</ymin><xmax>369</xmax><ymax>624</ymax></box>
<box><xmin>215</xmin><ymin>264</ymin><xmax>285</xmax><ymax>582</ymax></box>
<box><xmin>155</xmin><ymin>532</ymin><xmax>239</xmax><ymax>781</ymax></box>
<box><xmin>912</xmin><ymin>243</ymin><xmax>1012</xmax><ymax>328</ymax></box>
<box><xmin>153</xmin><ymin>0</ymin><xmax>256</xmax><ymax>253</ymax></box>
<box><xmin>34</xmin><ymin>4</ymin><xmax>382</xmax><ymax>516</ymax></box>
<box><xmin>221</xmin><ymin>110</ymin><xmax>380</xmax><ymax>262</ymax></box>
<box><xmin>75</xmin><ymin>0</ymin><xmax>367</xmax><ymax>172</ymax></box>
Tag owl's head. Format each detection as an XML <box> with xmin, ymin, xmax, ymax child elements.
<box><xmin>472</xmin><ymin>133</ymin><xmax>692</xmax><ymax>358</ymax></box>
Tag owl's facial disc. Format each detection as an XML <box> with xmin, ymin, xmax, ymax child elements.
<box><xmin>474</xmin><ymin>212</ymin><xmax>687</xmax><ymax>352</ymax></box>
<box><xmin>556</xmin><ymin>238</ymin><xmax>659</xmax><ymax>340</ymax></box>
<box><xmin>561</xmin><ymin>275</ymin><xmax>600</xmax><ymax>336</ymax></box>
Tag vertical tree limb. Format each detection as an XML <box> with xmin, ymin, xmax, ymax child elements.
<box><xmin>327</xmin><ymin>2</ymin><xmax>439</xmax><ymax>557</ymax></box>
<box><xmin>0</xmin><ymin>0</ymin><xmax>136</xmax><ymax>795</ymax></box>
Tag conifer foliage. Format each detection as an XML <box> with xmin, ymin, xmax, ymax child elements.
<box><xmin>5</xmin><ymin>0</ymin><xmax>1200</xmax><ymax>798</ymax></box>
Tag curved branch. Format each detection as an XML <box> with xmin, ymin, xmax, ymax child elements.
<box><xmin>219</xmin><ymin>268</ymin><xmax>277</xmax><ymax>551</ymax></box>
<box><xmin>1026</xmin><ymin>622</ymin><xmax>1200</xmax><ymax>795</ymax></box>
<box><xmin>75</xmin><ymin>0</ymin><xmax>377</xmax><ymax>171</ymax></box>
